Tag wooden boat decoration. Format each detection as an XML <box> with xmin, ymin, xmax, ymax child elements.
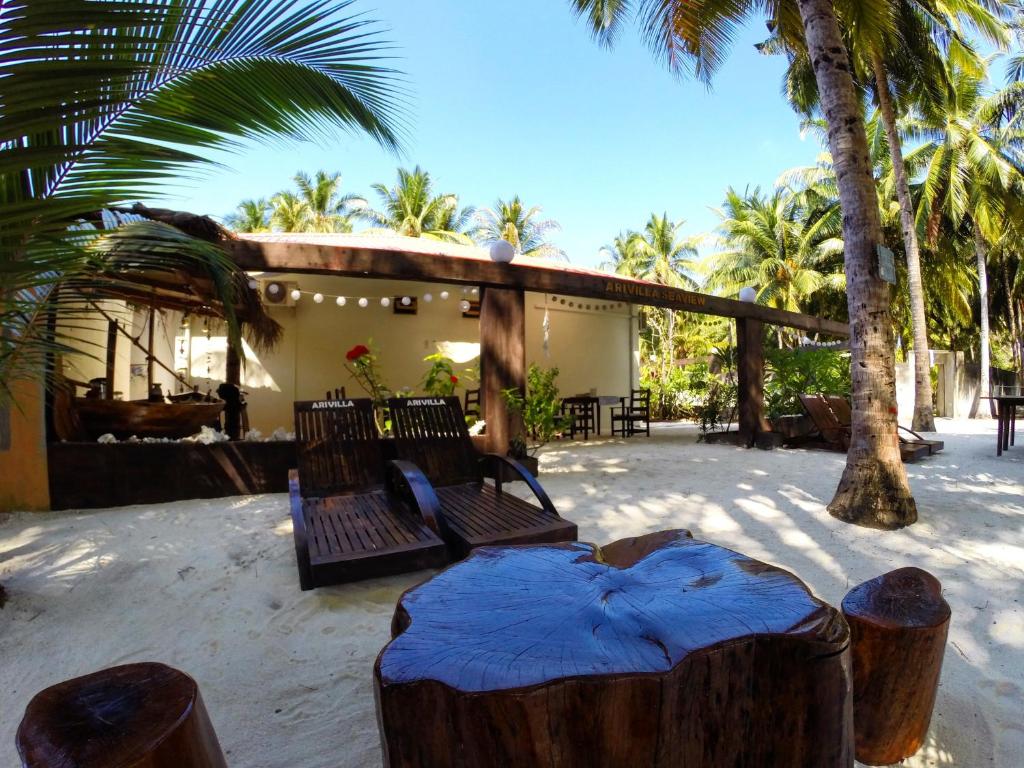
<box><xmin>74</xmin><ymin>398</ymin><xmax>224</xmax><ymax>440</ymax></box>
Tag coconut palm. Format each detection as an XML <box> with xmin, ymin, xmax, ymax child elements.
<box><xmin>475</xmin><ymin>197</ymin><xmax>566</xmax><ymax>259</ymax></box>
<box><xmin>293</xmin><ymin>170</ymin><xmax>365</xmax><ymax>233</ymax></box>
<box><xmin>764</xmin><ymin>0</ymin><xmax>1007</xmax><ymax>431</ymax></box>
<box><xmin>362</xmin><ymin>166</ymin><xmax>474</xmax><ymax>243</ymax></box>
<box><xmin>1</xmin><ymin>0</ymin><xmax>405</xmax><ymax>399</ymax></box>
<box><xmin>912</xmin><ymin>64</ymin><xmax>1024</xmax><ymax>414</ymax></box>
<box><xmin>706</xmin><ymin>186</ymin><xmax>845</xmax><ymax>345</ymax></box>
<box><xmin>226</xmin><ymin>199</ymin><xmax>271</xmax><ymax>232</ymax></box>
<box><xmin>570</xmin><ymin>0</ymin><xmax>918</xmax><ymax>528</ymax></box>
<box><xmin>269</xmin><ymin>191</ymin><xmax>313</xmax><ymax>232</ymax></box>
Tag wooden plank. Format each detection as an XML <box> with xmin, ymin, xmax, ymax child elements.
<box><xmin>736</xmin><ymin>317</ymin><xmax>766</xmax><ymax>447</ymax></box>
<box><xmin>228</xmin><ymin>239</ymin><xmax>849</xmax><ymax>336</ymax></box>
<box><xmin>105</xmin><ymin>320</ymin><xmax>117</xmax><ymax>400</ymax></box>
<box><xmin>480</xmin><ymin>287</ymin><xmax>525</xmax><ymax>453</ymax></box>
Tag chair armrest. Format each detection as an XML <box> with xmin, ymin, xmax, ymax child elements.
<box><xmin>288</xmin><ymin>469</ymin><xmax>314</xmax><ymax>591</ymax></box>
<box><xmin>386</xmin><ymin>459</ymin><xmax>448</xmax><ymax>537</ymax></box>
<box><xmin>480</xmin><ymin>453</ymin><xmax>558</xmax><ymax>516</ymax></box>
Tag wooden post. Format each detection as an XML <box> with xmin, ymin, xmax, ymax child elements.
<box><xmin>736</xmin><ymin>317</ymin><xmax>765</xmax><ymax>447</ymax></box>
<box><xmin>17</xmin><ymin>662</ymin><xmax>227</xmax><ymax>768</ymax></box>
<box><xmin>105</xmin><ymin>320</ymin><xmax>117</xmax><ymax>400</ymax></box>
<box><xmin>146</xmin><ymin>302</ymin><xmax>156</xmax><ymax>392</ymax></box>
<box><xmin>480</xmin><ymin>287</ymin><xmax>525</xmax><ymax>454</ymax></box>
<box><xmin>225</xmin><ymin>343</ymin><xmax>241</xmax><ymax>387</ymax></box>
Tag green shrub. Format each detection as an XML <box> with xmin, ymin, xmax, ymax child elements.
<box><xmin>501</xmin><ymin>364</ymin><xmax>570</xmax><ymax>457</ymax></box>
<box><xmin>764</xmin><ymin>348</ymin><xmax>851</xmax><ymax>420</ymax></box>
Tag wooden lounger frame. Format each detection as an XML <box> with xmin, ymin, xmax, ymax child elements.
<box><xmin>388</xmin><ymin>396</ymin><xmax>577</xmax><ymax>558</ymax></box>
<box><xmin>797</xmin><ymin>394</ymin><xmax>932</xmax><ymax>463</ymax></box>
<box><xmin>824</xmin><ymin>395</ymin><xmax>944</xmax><ymax>456</ymax></box>
<box><xmin>290</xmin><ymin>399</ymin><xmax>448</xmax><ymax>589</ymax></box>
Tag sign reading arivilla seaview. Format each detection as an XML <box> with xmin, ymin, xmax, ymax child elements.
<box><xmin>603</xmin><ymin>280</ymin><xmax>707</xmax><ymax>307</ymax></box>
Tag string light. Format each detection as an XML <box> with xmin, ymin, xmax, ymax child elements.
<box><xmin>440</xmin><ymin>291</ymin><xmax>449</xmax><ymax>300</ymax></box>
<box><xmin>380</xmin><ymin>297</ymin><xmax>391</xmax><ymax>307</ymax></box>
<box><xmin>401</xmin><ymin>296</ymin><xmax>411</xmax><ymax>306</ymax></box>
<box><xmin>290</xmin><ymin>288</ymin><xmax>301</xmax><ymax>302</ymax></box>
<box><xmin>336</xmin><ymin>296</ymin><xmax>346</xmax><ymax>307</ymax></box>
<box><xmin>459</xmin><ymin>299</ymin><xmax>471</xmax><ymax>312</ymax></box>
<box><xmin>313</xmin><ymin>293</ymin><xmax>324</xmax><ymax>304</ymax></box>
<box><xmin>358</xmin><ymin>297</ymin><xmax>368</xmax><ymax>308</ymax></box>
<box><xmin>423</xmin><ymin>293</ymin><xmax>432</xmax><ymax>302</ymax></box>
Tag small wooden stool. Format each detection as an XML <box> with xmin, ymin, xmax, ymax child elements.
<box><xmin>17</xmin><ymin>662</ymin><xmax>227</xmax><ymax>768</ymax></box>
<box><xmin>842</xmin><ymin>567</ymin><xmax>951</xmax><ymax>765</ymax></box>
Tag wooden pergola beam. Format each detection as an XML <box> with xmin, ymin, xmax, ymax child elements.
<box><xmin>227</xmin><ymin>240</ymin><xmax>849</xmax><ymax>337</ymax></box>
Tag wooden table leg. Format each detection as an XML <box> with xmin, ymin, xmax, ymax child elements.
<box><xmin>997</xmin><ymin>403</ymin><xmax>1004</xmax><ymax>456</ymax></box>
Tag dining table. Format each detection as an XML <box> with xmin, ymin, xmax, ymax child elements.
<box><xmin>995</xmin><ymin>394</ymin><xmax>1023</xmax><ymax>456</ymax></box>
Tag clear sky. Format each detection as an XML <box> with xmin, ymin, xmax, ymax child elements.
<box><xmin>150</xmin><ymin>1</ymin><xmax>825</xmax><ymax>268</ymax></box>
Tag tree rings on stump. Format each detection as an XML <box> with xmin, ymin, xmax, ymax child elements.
<box><xmin>375</xmin><ymin>529</ymin><xmax>853</xmax><ymax>767</ymax></box>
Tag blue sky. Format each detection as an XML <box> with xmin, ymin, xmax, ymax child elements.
<box><xmin>152</xmin><ymin>1</ymin><xmax>825</xmax><ymax>268</ymax></box>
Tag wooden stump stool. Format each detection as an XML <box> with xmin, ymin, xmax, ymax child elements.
<box><xmin>17</xmin><ymin>662</ymin><xmax>227</xmax><ymax>768</ymax></box>
<box><xmin>842</xmin><ymin>567</ymin><xmax>951</xmax><ymax>765</ymax></box>
<box><xmin>375</xmin><ymin>529</ymin><xmax>853</xmax><ymax>767</ymax></box>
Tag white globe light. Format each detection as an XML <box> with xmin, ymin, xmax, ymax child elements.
<box><xmin>459</xmin><ymin>300</ymin><xmax>471</xmax><ymax>312</ymax></box>
<box><xmin>336</xmin><ymin>296</ymin><xmax>346</xmax><ymax>307</ymax></box>
<box><xmin>470</xmin><ymin>287</ymin><xmax>478</xmax><ymax>296</ymax></box>
<box><xmin>738</xmin><ymin>286</ymin><xmax>757</xmax><ymax>303</ymax></box>
<box><xmin>358</xmin><ymin>297</ymin><xmax>368</xmax><ymax>308</ymax></box>
<box><xmin>247</xmin><ymin>278</ymin><xmax>259</xmax><ymax>290</ymax></box>
<box><xmin>313</xmin><ymin>293</ymin><xmax>324</xmax><ymax>304</ymax></box>
<box><xmin>423</xmin><ymin>293</ymin><xmax>432</xmax><ymax>302</ymax></box>
<box><xmin>440</xmin><ymin>290</ymin><xmax>449</xmax><ymax>300</ymax></box>
<box><xmin>267</xmin><ymin>283</ymin><xmax>280</xmax><ymax>295</ymax></box>
<box><xmin>401</xmin><ymin>296</ymin><xmax>411</xmax><ymax>306</ymax></box>
<box><xmin>380</xmin><ymin>297</ymin><xmax>391</xmax><ymax>307</ymax></box>
<box><xmin>290</xmin><ymin>289</ymin><xmax>302</xmax><ymax>302</ymax></box>
<box><xmin>488</xmin><ymin>239</ymin><xmax>516</xmax><ymax>263</ymax></box>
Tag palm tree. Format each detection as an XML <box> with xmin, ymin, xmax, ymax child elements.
<box><xmin>765</xmin><ymin>0</ymin><xmax>1007</xmax><ymax>431</ymax></box>
<box><xmin>362</xmin><ymin>166</ymin><xmax>474</xmax><ymax>243</ymax></box>
<box><xmin>912</xmin><ymin>64</ymin><xmax>1024</xmax><ymax>415</ymax></box>
<box><xmin>226</xmin><ymin>199</ymin><xmax>271</xmax><ymax>232</ymax></box>
<box><xmin>570</xmin><ymin>0</ymin><xmax>918</xmax><ymax>528</ymax></box>
<box><xmin>706</xmin><ymin>186</ymin><xmax>845</xmax><ymax>345</ymax></box>
<box><xmin>1</xmin><ymin>0</ymin><xmax>404</xmax><ymax>399</ymax></box>
<box><xmin>293</xmin><ymin>170</ymin><xmax>364</xmax><ymax>233</ymax></box>
<box><xmin>269</xmin><ymin>191</ymin><xmax>313</xmax><ymax>232</ymax></box>
<box><xmin>475</xmin><ymin>197</ymin><xmax>567</xmax><ymax>259</ymax></box>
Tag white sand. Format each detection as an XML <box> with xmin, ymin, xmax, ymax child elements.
<box><xmin>1</xmin><ymin>419</ymin><xmax>1022</xmax><ymax>767</ymax></box>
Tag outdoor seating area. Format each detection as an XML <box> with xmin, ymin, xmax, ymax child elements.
<box><xmin>1</xmin><ymin>419</ymin><xmax>1020</xmax><ymax>767</ymax></box>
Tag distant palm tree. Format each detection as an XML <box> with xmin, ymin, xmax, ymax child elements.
<box><xmin>475</xmin><ymin>197</ymin><xmax>566</xmax><ymax>259</ymax></box>
<box><xmin>362</xmin><ymin>166</ymin><xmax>474</xmax><ymax>243</ymax></box>
<box><xmin>226</xmin><ymin>199</ymin><xmax>271</xmax><ymax>232</ymax></box>
<box><xmin>706</xmin><ymin>186</ymin><xmax>845</xmax><ymax>326</ymax></box>
<box><xmin>293</xmin><ymin>170</ymin><xmax>364</xmax><ymax>233</ymax></box>
<box><xmin>269</xmin><ymin>191</ymin><xmax>312</xmax><ymax>232</ymax></box>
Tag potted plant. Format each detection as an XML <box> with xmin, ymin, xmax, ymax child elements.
<box><xmin>500</xmin><ymin>364</ymin><xmax>569</xmax><ymax>477</ymax></box>
<box><xmin>344</xmin><ymin>341</ymin><xmax>390</xmax><ymax>434</ymax></box>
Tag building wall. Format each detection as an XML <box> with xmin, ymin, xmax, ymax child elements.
<box><xmin>0</xmin><ymin>379</ymin><xmax>50</xmax><ymax>511</ymax></box>
<box><xmin>183</xmin><ymin>276</ymin><xmax>637</xmax><ymax>435</ymax></box>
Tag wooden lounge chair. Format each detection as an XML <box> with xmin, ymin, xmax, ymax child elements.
<box><xmin>824</xmin><ymin>395</ymin><xmax>944</xmax><ymax>456</ymax></box>
<box><xmin>388</xmin><ymin>396</ymin><xmax>577</xmax><ymax>558</ymax></box>
<box><xmin>797</xmin><ymin>394</ymin><xmax>930</xmax><ymax>463</ymax></box>
<box><xmin>290</xmin><ymin>398</ymin><xmax>448</xmax><ymax>590</ymax></box>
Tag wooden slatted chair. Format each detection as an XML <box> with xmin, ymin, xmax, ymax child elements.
<box><xmin>825</xmin><ymin>395</ymin><xmax>943</xmax><ymax>456</ymax></box>
<box><xmin>388</xmin><ymin>396</ymin><xmax>577</xmax><ymax>558</ymax></box>
<box><xmin>324</xmin><ymin>386</ymin><xmax>347</xmax><ymax>401</ymax></box>
<box><xmin>610</xmin><ymin>388</ymin><xmax>651</xmax><ymax>437</ymax></box>
<box><xmin>463</xmin><ymin>388</ymin><xmax>481</xmax><ymax>419</ymax></box>
<box><xmin>290</xmin><ymin>398</ymin><xmax>448</xmax><ymax>590</ymax></box>
<box><xmin>798</xmin><ymin>394</ymin><xmax>929</xmax><ymax>463</ymax></box>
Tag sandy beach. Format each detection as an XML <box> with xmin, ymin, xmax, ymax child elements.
<box><xmin>1</xmin><ymin>419</ymin><xmax>1022</xmax><ymax>767</ymax></box>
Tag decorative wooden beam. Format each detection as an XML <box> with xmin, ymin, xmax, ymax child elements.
<box><xmin>227</xmin><ymin>239</ymin><xmax>850</xmax><ymax>337</ymax></box>
<box><xmin>479</xmin><ymin>287</ymin><xmax>525</xmax><ymax>454</ymax></box>
<box><xmin>736</xmin><ymin>317</ymin><xmax>767</xmax><ymax>447</ymax></box>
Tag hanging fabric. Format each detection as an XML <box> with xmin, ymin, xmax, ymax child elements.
<box><xmin>542</xmin><ymin>296</ymin><xmax>551</xmax><ymax>358</ymax></box>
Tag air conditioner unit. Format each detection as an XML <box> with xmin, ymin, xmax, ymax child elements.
<box><xmin>260</xmin><ymin>278</ymin><xmax>297</xmax><ymax>307</ymax></box>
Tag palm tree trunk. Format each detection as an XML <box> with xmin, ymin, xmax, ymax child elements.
<box><xmin>664</xmin><ymin>308</ymin><xmax>674</xmax><ymax>381</ymax></box>
<box><xmin>871</xmin><ymin>51</ymin><xmax>935</xmax><ymax>432</ymax></box>
<box><xmin>1001</xmin><ymin>252</ymin><xmax>1021</xmax><ymax>378</ymax></box>
<box><xmin>797</xmin><ymin>0</ymin><xmax>916</xmax><ymax>529</ymax></box>
<box><xmin>974</xmin><ymin>226</ymin><xmax>992</xmax><ymax>414</ymax></box>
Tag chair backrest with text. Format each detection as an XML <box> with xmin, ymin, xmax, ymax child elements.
<box><xmin>294</xmin><ymin>398</ymin><xmax>383</xmax><ymax>498</ymax></box>
<box><xmin>389</xmin><ymin>396</ymin><xmax>479</xmax><ymax>487</ymax></box>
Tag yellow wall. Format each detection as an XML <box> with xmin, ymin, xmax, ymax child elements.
<box><xmin>0</xmin><ymin>379</ymin><xmax>50</xmax><ymax>511</ymax></box>
<box><xmin>182</xmin><ymin>276</ymin><xmax>637</xmax><ymax>435</ymax></box>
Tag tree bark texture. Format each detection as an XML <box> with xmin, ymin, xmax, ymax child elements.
<box><xmin>17</xmin><ymin>662</ymin><xmax>227</xmax><ymax>768</ymax></box>
<box><xmin>871</xmin><ymin>51</ymin><xmax>935</xmax><ymax>432</ymax></box>
<box><xmin>975</xmin><ymin>226</ymin><xmax>992</xmax><ymax>416</ymax></box>
<box><xmin>841</xmin><ymin>568</ymin><xmax>950</xmax><ymax>765</ymax></box>
<box><xmin>375</xmin><ymin>529</ymin><xmax>853</xmax><ymax>768</ymax></box>
<box><xmin>797</xmin><ymin>0</ymin><xmax>917</xmax><ymax>529</ymax></box>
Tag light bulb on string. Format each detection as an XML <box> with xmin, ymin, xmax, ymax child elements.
<box><xmin>470</xmin><ymin>287</ymin><xmax>478</xmax><ymax>296</ymax></box>
<box><xmin>358</xmin><ymin>297</ymin><xmax>368</xmax><ymax>308</ymax></box>
<box><xmin>313</xmin><ymin>293</ymin><xmax>324</xmax><ymax>304</ymax></box>
<box><xmin>380</xmin><ymin>297</ymin><xmax>391</xmax><ymax>308</ymax></box>
<box><xmin>440</xmin><ymin>291</ymin><xmax>449</xmax><ymax>300</ymax></box>
<box><xmin>336</xmin><ymin>296</ymin><xmax>346</xmax><ymax>307</ymax></box>
<box><xmin>290</xmin><ymin>289</ymin><xmax>301</xmax><ymax>302</ymax></box>
<box><xmin>423</xmin><ymin>293</ymin><xmax>433</xmax><ymax>302</ymax></box>
<box><xmin>247</xmin><ymin>278</ymin><xmax>259</xmax><ymax>290</ymax></box>
<box><xmin>267</xmin><ymin>283</ymin><xmax>280</xmax><ymax>295</ymax></box>
<box><xmin>401</xmin><ymin>296</ymin><xmax>411</xmax><ymax>306</ymax></box>
<box><xmin>459</xmin><ymin>300</ymin><xmax>471</xmax><ymax>312</ymax></box>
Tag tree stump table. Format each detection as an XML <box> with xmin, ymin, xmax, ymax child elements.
<box><xmin>17</xmin><ymin>662</ymin><xmax>227</xmax><ymax>768</ymax></box>
<box><xmin>375</xmin><ymin>529</ymin><xmax>853</xmax><ymax>767</ymax></box>
<box><xmin>842</xmin><ymin>567</ymin><xmax>951</xmax><ymax>765</ymax></box>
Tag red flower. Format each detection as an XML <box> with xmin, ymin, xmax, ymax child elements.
<box><xmin>450</xmin><ymin>375</ymin><xmax>458</xmax><ymax>384</ymax></box>
<box><xmin>346</xmin><ymin>344</ymin><xmax>370</xmax><ymax>362</ymax></box>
